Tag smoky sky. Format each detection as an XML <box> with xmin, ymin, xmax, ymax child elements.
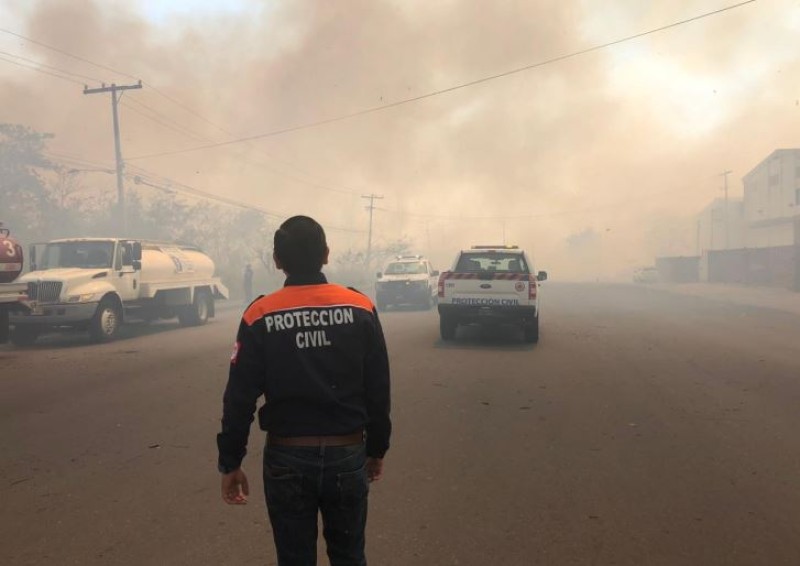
<box><xmin>0</xmin><ymin>0</ymin><xmax>797</xmax><ymax>278</ymax></box>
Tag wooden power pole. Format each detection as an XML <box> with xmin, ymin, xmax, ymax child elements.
<box><xmin>84</xmin><ymin>81</ymin><xmax>142</xmax><ymax>232</ymax></box>
<box><xmin>362</xmin><ymin>194</ymin><xmax>383</xmax><ymax>267</ymax></box>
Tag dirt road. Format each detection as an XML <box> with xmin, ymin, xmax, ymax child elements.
<box><xmin>2</xmin><ymin>283</ymin><xmax>800</xmax><ymax>565</ymax></box>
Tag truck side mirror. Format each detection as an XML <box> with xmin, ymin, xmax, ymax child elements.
<box><xmin>537</xmin><ymin>271</ymin><xmax>548</xmax><ymax>282</ymax></box>
<box><xmin>376</xmin><ymin>272</ymin><xmax>382</xmax><ymax>279</ymax></box>
<box><xmin>132</xmin><ymin>242</ymin><xmax>143</xmax><ymax>261</ymax></box>
<box><xmin>132</xmin><ymin>260</ymin><xmax>142</xmax><ymax>271</ymax></box>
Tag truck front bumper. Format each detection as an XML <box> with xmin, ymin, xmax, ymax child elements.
<box><xmin>376</xmin><ymin>284</ymin><xmax>430</xmax><ymax>305</ymax></box>
<box><xmin>438</xmin><ymin>303</ymin><xmax>538</xmax><ymax>325</ymax></box>
<box><xmin>10</xmin><ymin>302</ymin><xmax>98</xmax><ymax>326</ymax></box>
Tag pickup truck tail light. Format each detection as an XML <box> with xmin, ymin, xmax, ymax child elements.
<box><xmin>438</xmin><ymin>273</ymin><xmax>447</xmax><ymax>298</ymax></box>
<box><xmin>528</xmin><ymin>274</ymin><xmax>537</xmax><ymax>300</ymax></box>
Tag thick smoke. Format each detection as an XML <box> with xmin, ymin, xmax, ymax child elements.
<box><xmin>0</xmin><ymin>0</ymin><xmax>797</xmax><ymax>279</ymax></box>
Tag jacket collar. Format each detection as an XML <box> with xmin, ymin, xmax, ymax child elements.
<box><xmin>284</xmin><ymin>272</ymin><xmax>328</xmax><ymax>286</ymax></box>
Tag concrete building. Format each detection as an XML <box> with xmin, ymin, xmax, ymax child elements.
<box><xmin>684</xmin><ymin>149</ymin><xmax>800</xmax><ymax>287</ymax></box>
<box><xmin>696</xmin><ymin>197</ymin><xmax>744</xmax><ymax>252</ymax></box>
<box><xmin>742</xmin><ymin>148</ymin><xmax>800</xmax><ymax>248</ymax></box>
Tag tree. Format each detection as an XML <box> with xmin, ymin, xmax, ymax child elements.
<box><xmin>329</xmin><ymin>237</ymin><xmax>414</xmax><ymax>290</ymax></box>
<box><xmin>0</xmin><ymin>124</ymin><xmax>58</xmax><ymax>242</ymax></box>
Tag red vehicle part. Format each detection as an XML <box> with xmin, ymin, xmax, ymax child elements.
<box><xmin>0</xmin><ymin>227</ymin><xmax>24</xmax><ymax>283</ymax></box>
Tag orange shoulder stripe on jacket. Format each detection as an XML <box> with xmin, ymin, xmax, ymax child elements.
<box><xmin>242</xmin><ymin>284</ymin><xmax>374</xmax><ymax>325</ymax></box>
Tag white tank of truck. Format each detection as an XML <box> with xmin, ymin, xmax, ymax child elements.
<box><xmin>139</xmin><ymin>243</ymin><xmax>217</xmax><ymax>284</ymax></box>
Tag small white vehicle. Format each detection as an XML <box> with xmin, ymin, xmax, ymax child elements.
<box><xmin>375</xmin><ymin>255</ymin><xmax>439</xmax><ymax>311</ymax></box>
<box><xmin>10</xmin><ymin>238</ymin><xmax>229</xmax><ymax>345</ymax></box>
<box><xmin>633</xmin><ymin>266</ymin><xmax>659</xmax><ymax>284</ymax></box>
<box><xmin>437</xmin><ymin>245</ymin><xmax>547</xmax><ymax>342</ymax></box>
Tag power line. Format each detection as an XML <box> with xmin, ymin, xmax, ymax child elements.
<box><xmin>0</xmin><ymin>49</ymin><xmax>102</xmax><ymax>83</ymax></box>
<box><xmin>126</xmin><ymin>166</ymin><xmax>367</xmax><ymax>234</ymax></box>
<box><xmin>142</xmin><ymin>82</ymin><xmax>233</xmax><ymax>137</ymax></box>
<box><xmin>120</xmin><ymin>98</ymin><xmax>212</xmax><ymax>142</ymax></box>
<box><xmin>0</xmin><ymin>27</ymin><xmax>137</xmax><ymax>82</ymax></box>
<box><xmin>47</xmin><ymin>150</ymin><xmax>719</xmax><ymax>226</ymax></box>
<box><xmin>0</xmin><ymin>26</ymin><xmax>367</xmax><ymax>197</ymax></box>
<box><xmin>127</xmin><ymin>0</ymin><xmax>757</xmax><ymax>161</ymax></box>
<box><xmin>3</xmin><ymin>1</ymin><xmax>756</xmax><ymax>204</ymax></box>
<box><xmin>0</xmin><ymin>53</ymin><xmax>86</xmax><ymax>86</ymax></box>
<box><xmin>43</xmin><ymin>151</ymin><xmax>367</xmax><ymax>234</ymax></box>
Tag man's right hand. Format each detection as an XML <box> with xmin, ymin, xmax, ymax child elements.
<box><xmin>366</xmin><ymin>457</ymin><xmax>384</xmax><ymax>482</ymax></box>
<box><xmin>221</xmin><ymin>468</ymin><xmax>249</xmax><ymax>504</ymax></box>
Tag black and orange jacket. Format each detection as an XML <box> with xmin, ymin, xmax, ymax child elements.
<box><xmin>217</xmin><ymin>272</ymin><xmax>391</xmax><ymax>472</ymax></box>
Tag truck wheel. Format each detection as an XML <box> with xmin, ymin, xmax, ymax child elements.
<box><xmin>440</xmin><ymin>316</ymin><xmax>457</xmax><ymax>341</ymax></box>
<box><xmin>179</xmin><ymin>291</ymin><xmax>211</xmax><ymax>327</ymax></box>
<box><xmin>523</xmin><ymin>315</ymin><xmax>539</xmax><ymax>343</ymax></box>
<box><xmin>89</xmin><ymin>298</ymin><xmax>122</xmax><ymax>342</ymax></box>
<box><xmin>10</xmin><ymin>325</ymin><xmax>40</xmax><ymax>346</ymax></box>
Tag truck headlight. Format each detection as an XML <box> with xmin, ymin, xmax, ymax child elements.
<box><xmin>67</xmin><ymin>293</ymin><xmax>97</xmax><ymax>303</ymax></box>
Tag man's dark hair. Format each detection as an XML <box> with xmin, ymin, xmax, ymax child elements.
<box><xmin>274</xmin><ymin>216</ymin><xmax>327</xmax><ymax>275</ymax></box>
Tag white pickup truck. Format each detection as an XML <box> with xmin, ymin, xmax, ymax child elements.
<box><xmin>375</xmin><ymin>255</ymin><xmax>440</xmax><ymax>311</ymax></box>
<box><xmin>10</xmin><ymin>238</ymin><xmax>229</xmax><ymax>345</ymax></box>
<box><xmin>437</xmin><ymin>245</ymin><xmax>547</xmax><ymax>343</ymax></box>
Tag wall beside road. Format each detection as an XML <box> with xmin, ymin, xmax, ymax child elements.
<box><xmin>702</xmin><ymin>246</ymin><xmax>795</xmax><ymax>288</ymax></box>
<box><xmin>658</xmin><ymin>243</ymin><xmax>799</xmax><ymax>291</ymax></box>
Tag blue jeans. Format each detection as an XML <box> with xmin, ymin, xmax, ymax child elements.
<box><xmin>263</xmin><ymin>443</ymin><xmax>369</xmax><ymax>566</ymax></box>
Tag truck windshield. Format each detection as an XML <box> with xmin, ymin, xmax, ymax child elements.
<box><xmin>40</xmin><ymin>241</ymin><xmax>115</xmax><ymax>269</ymax></box>
<box><xmin>455</xmin><ymin>253</ymin><xmax>528</xmax><ymax>274</ymax></box>
<box><xmin>385</xmin><ymin>261</ymin><xmax>427</xmax><ymax>275</ymax></box>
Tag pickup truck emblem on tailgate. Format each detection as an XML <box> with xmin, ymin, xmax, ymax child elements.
<box><xmin>480</xmin><ymin>283</ymin><xmax>492</xmax><ymax>289</ymax></box>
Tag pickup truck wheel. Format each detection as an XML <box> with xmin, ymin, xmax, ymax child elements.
<box><xmin>440</xmin><ymin>316</ymin><xmax>457</xmax><ymax>341</ymax></box>
<box><xmin>523</xmin><ymin>315</ymin><xmax>539</xmax><ymax>343</ymax></box>
<box><xmin>89</xmin><ymin>299</ymin><xmax>122</xmax><ymax>342</ymax></box>
<box><xmin>179</xmin><ymin>291</ymin><xmax>211</xmax><ymax>327</ymax></box>
<box><xmin>10</xmin><ymin>325</ymin><xmax>40</xmax><ymax>346</ymax></box>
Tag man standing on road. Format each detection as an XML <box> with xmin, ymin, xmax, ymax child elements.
<box><xmin>242</xmin><ymin>263</ymin><xmax>254</xmax><ymax>305</ymax></box>
<box><xmin>217</xmin><ymin>215</ymin><xmax>391</xmax><ymax>566</ymax></box>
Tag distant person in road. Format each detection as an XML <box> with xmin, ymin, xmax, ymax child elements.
<box><xmin>242</xmin><ymin>263</ymin><xmax>254</xmax><ymax>305</ymax></box>
<box><xmin>217</xmin><ymin>215</ymin><xmax>391</xmax><ymax>566</ymax></box>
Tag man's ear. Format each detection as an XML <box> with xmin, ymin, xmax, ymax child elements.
<box><xmin>322</xmin><ymin>247</ymin><xmax>330</xmax><ymax>266</ymax></box>
<box><xmin>273</xmin><ymin>252</ymin><xmax>283</xmax><ymax>270</ymax></box>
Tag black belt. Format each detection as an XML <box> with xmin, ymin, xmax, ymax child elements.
<box><xmin>268</xmin><ymin>430</ymin><xmax>364</xmax><ymax>447</ymax></box>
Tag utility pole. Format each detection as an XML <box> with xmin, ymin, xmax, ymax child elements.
<box><xmin>84</xmin><ymin>81</ymin><xmax>142</xmax><ymax>233</ymax></box>
<box><xmin>362</xmin><ymin>194</ymin><xmax>383</xmax><ymax>268</ymax></box>
<box><xmin>720</xmin><ymin>170</ymin><xmax>732</xmax><ymax>249</ymax></box>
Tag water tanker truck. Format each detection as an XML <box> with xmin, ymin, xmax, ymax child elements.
<box><xmin>9</xmin><ymin>237</ymin><xmax>229</xmax><ymax>345</ymax></box>
<box><xmin>0</xmin><ymin>224</ymin><xmax>30</xmax><ymax>343</ymax></box>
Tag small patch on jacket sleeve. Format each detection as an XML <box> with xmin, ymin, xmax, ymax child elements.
<box><xmin>230</xmin><ymin>341</ymin><xmax>241</xmax><ymax>364</ymax></box>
